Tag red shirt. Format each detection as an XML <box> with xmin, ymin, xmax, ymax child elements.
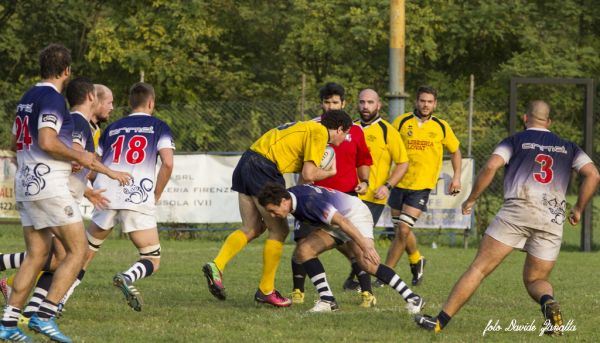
<box><xmin>315</xmin><ymin>123</ymin><xmax>372</xmax><ymax>192</ymax></box>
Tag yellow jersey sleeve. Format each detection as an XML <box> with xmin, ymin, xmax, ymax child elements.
<box><xmin>250</xmin><ymin>121</ymin><xmax>328</xmax><ymax>173</ymax></box>
<box><xmin>440</xmin><ymin>118</ymin><xmax>460</xmax><ymax>153</ymax></box>
<box><xmin>358</xmin><ymin>119</ymin><xmax>401</xmax><ymax>205</ymax></box>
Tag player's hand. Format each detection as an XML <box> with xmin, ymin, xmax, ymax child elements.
<box><xmin>362</xmin><ymin>246</ymin><xmax>380</xmax><ymax>266</ymax></box>
<box><xmin>374</xmin><ymin>185</ymin><xmax>388</xmax><ymax>200</ymax></box>
<box><xmin>462</xmin><ymin>199</ymin><xmax>476</xmax><ymax>215</ymax></box>
<box><xmin>568</xmin><ymin>205</ymin><xmax>582</xmax><ymax>225</ymax></box>
<box><xmin>77</xmin><ymin>151</ymin><xmax>95</xmax><ymax>169</ymax></box>
<box><xmin>448</xmin><ymin>178</ymin><xmax>461</xmax><ymax>196</ymax></box>
<box><xmin>355</xmin><ymin>181</ymin><xmax>368</xmax><ymax>195</ymax></box>
<box><xmin>71</xmin><ymin>161</ymin><xmax>83</xmax><ymax>173</ymax></box>
<box><xmin>84</xmin><ymin>188</ymin><xmax>110</xmax><ymax>210</ymax></box>
<box><xmin>325</xmin><ymin>157</ymin><xmax>337</xmax><ymax>176</ymax></box>
<box><xmin>107</xmin><ymin>170</ymin><xmax>132</xmax><ymax>186</ymax></box>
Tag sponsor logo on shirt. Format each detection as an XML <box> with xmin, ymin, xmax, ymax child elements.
<box><xmin>41</xmin><ymin>114</ymin><xmax>58</xmax><ymax>125</ymax></box>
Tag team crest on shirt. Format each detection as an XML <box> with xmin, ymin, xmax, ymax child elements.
<box><xmin>345</xmin><ymin>133</ymin><xmax>352</xmax><ymax>142</ymax></box>
<box><xmin>407</xmin><ymin>125</ymin><xmax>413</xmax><ymax>137</ymax></box>
<box><xmin>19</xmin><ymin>163</ymin><xmax>50</xmax><ymax>196</ymax></box>
<box><xmin>123</xmin><ymin>177</ymin><xmax>154</xmax><ymax>204</ymax></box>
<box><xmin>64</xmin><ymin>206</ymin><xmax>74</xmax><ymax>217</ymax></box>
<box><xmin>542</xmin><ymin>194</ymin><xmax>566</xmax><ymax>225</ymax></box>
<box><xmin>41</xmin><ymin>114</ymin><xmax>58</xmax><ymax>125</ymax></box>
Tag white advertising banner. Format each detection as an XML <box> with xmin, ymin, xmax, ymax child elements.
<box><xmin>4</xmin><ymin>152</ymin><xmax>474</xmax><ymax>228</ymax></box>
<box><xmin>375</xmin><ymin>158</ymin><xmax>475</xmax><ymax>229</ymax></box>
<box><xmin>79</xmin><ymin>154</ymin><xmax>243</xmax><ymax>222</ymax></box>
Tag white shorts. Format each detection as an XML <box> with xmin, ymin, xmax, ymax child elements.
<box><xmin>17</xmin><ymin>195</ymin><xmax>82</xmax><ymax>230</ymax></box>
<box><xmin>486</xmin><ymin>215</ymin><xmax>562</xmax><ymax>261</ymax></box>
<box><xmin>92</xmin><ymin>209</ymin><xmax>157</xmax><ymax>233</ymax></box>
<box><xmin>325</xmin><ymin>203</ymin><xmax>374</xmax><ymax>243</ymax></box>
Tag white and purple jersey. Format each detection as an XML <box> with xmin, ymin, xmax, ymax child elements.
<box><xmin>13</xmin><ymin>83</ymin><xmax>73</xmax><ymax>201</ymax></box>
<box><xmin>94</xmin><ymin>113</ymin><xmax>175</xmax><ymax>215</ymax></box>
<box><xmin>288</xmin><ymin>184</ymin><xmax>371</xmax><ymax>227</ymax></box>
<box><xmin>493</xmin><ymin>128</ymin><xmax>593</xmax><ymax>230</ymax></box>
<box><xmin>69</xmin><ymin>111</ymin><xmax>95</xmax><ymax>202</ymax></box>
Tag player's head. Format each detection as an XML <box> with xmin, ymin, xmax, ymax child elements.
<box><xmin>129</xmin><ymin>82</ymin><xmax>155</xmax><ymax>114</ymax></box>
<box><xmin>94</xmin><ymin>84</ymin><xmax>114</xmax><ymax>123</ymax></box>
<box><xmin>321</xmin><ymin>109</ymin><xmax>352</xmax><ymax>146</ymax></box>
<box><xmin>66</xmin><ymin>77</ymin><xmax>95</xmax><ymax>108</ymax></box>
<box><xmin>319</xmin><ymin>82</ymin><xmax>346</xmax><ymax>113</ymax></box>
<box><xmin>415</xmin><ymin>85</ymin><xmax>437</xmax><ymax>117</ymax></box>
<box><xmin>524</xmin><ymin>100</ymin><xmax>551</xmax><ymax>128</ymax></box>
<box><xmin>257</xmin><ymin>183</ymin><xmax>292</xmax><ymax>218</ymax></box>
<box><xmin>39</xmin><ymin>44</ymin><xmax>72</xmax><ymax>87</ymax></box>
<box><xmin>358</xmin><ymin>88</ymin><xmax>381</xmax><ymax>123</ymax></box>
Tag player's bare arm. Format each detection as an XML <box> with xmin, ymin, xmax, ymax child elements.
<box><xmin>374</xmin><ymin>161</ymin><xmax>408</xmax><ymax>200</ymax></box>
<box><xmin>354</xmin><ymin>165</ymin><xmax>370</xmax><ymax>195</ymax></box>
<box><xmin>569</xmin><ymin>162</ymin><xmax>600</xmax><ymax>225</ymax></box>
<box><xmin>154</xmin><ymin>147</ymin><xmax>174</xmax><ymax>202</ymax></box>
<box><xmin>330</xmin><ymin>212</ymin><xmax>379</xmax><ymax>266</ymax></box>
<box><xmin>462</xmin><ymin>154</ymin><xmax>504</xmax><ymax>215</ymax></box>
<box><xmin>301</xmin><ymin>160</ymin><xmax>336</xmax><ymax>183</ymax></box>
<box><xmin>449</xmin><ymin>148</ymin><xmax>462</xmax><ymax>195</ymax></box>
<box><xmin>38</xmin><ymin>127</ymin><xmax>95</xmax><ymax>167</ymax></box>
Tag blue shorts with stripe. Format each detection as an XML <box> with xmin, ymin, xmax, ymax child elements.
<box><xmin>232</xmin><ymin>149</ymin><xmax>285</xmax><ymax>196</ymax></box>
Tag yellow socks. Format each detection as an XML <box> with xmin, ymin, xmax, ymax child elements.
<box><xmin>213</xmin><ymin>230</ymin><xmax>248</xmax><ymax>271</ymax></box>
<box><xmin>258</xmin><ymin>239</ymin><xmax>284</xmax><ymax>294</ymax></box>
<box><xmin>408</xmin><ymin>251</ymin><xmax>422</xmax><ymax>265</ymax></box>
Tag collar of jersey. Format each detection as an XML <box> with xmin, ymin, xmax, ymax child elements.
<box><xmin>526</xmin><ymin>127</ymin><xmax>550</xmax><ymax>132</ymax></box>
<box><xmin>360</xmin><ymin>116</ymin><xmax>382</xmax><ymax>128</ymax></box>
<box><xmin>70</xmin><ymin>111</ymin><xmax>86</xmax><ymax>119</ymax></box>
<box><xmin>290</xmin><ymin>192</ymin><xmax>297</xmax><ymax>213</ymax></box>
<box><xmin>129</xmin><ymin>112</ymin><xmax>151</xmax><ymax>116</ymax></box>
<box><xmin>36</xmin><ymin>82</ymin><xmax>59</xmax><ymax>93</ymax></box>
<box><xmin>412</xmin><ymin>111</ymin><xmax>433</xmax><ymax>123</ymax></box>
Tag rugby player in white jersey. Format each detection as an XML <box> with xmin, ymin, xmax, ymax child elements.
<box><xmin>82</xmin><ymin>82</ymin><xmax>175</xmax><ymax>312</ymax></box>
<box><xmin>0</xmin><ymin>44</ymin><xmax>130</xmax><ymax>343</ymax></box>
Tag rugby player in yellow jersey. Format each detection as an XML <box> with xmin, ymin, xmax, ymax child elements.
<box><xmin>202</xmin><ymin>110</ymin><xmax>353</xmax><ymax>307</ymax></box>
<box><xmin>353</xmin><ymin>89</ymin><xmax>410</xmax><ymax>295</ymax></box>
<box><xmin>386</xmin><ymin>86</ymin><xmax>462</xmax><ymax>286</ymax></box>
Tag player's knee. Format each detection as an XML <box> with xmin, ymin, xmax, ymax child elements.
<box><xmin>399</xmin><ymin>212</ymin><xmax>417</xmax><ymax>229</ymax></box>
<box><xmin>294</xmin><ymin>244</ymin><xmax>314</xmax><ymax>263</ymax></box>
<box><xmin>139</xmin><ymin>244</ymin><xmax>161</xmax><ymax>260</ymax></box>
<box><xmin>86</xmin><ymin>231</ymin><xmax>105</xmax><ymax>252</ymax></box>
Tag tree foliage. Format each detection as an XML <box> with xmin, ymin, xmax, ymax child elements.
<box><xmin>0</xmin><ymin>0</ymin><xmax>598</xmax><ymax>150</ymax></box>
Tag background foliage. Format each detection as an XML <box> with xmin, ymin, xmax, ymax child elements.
<box><xmin>0</xmin><ymin>0</ymin><xmax>598</xmax><ymax>236</ymax></box>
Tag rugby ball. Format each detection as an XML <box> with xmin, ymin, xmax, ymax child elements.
<box><xmin>320</xmin><ymin>146</ymin><xmax>335</xmax><ymax>169</ymax></box>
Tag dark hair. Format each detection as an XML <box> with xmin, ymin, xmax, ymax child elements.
<box><xmin>320</xmin><ymin>109</ymin><xmax>352</xmax><ymax>131</ymax></box>
<box><xmin>129</xmin><ymin>82</ymin><xmax>155</xmax><ymax>109</ymax></box>
<box><xmin>257</xmin><ymin>182</ymin><xmax>290</xmax><ymax>207</ymax></box>
<box><xmin>66</xmin><ymin>77</ymin><xmax>94</xmax><ymax>108</ymax></box>
<box><xmin>39</xmin><ymin>44</ymin><xmax>71</xmax><ymax>79</ymax></box>
<box><xmin>416</xmin><ymin>85</ymin><xmax>437</xmax><ymax>100</ymax></box>
<box><xmin>319</xmin><ymin>82</ymin><xmax>345</xmax><ymax>101</ymax></box>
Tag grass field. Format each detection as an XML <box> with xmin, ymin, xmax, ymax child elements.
<box><xmin>1</xmin><ymin>223</ymin><xmax>598</xmax><ymax>343</ymax></box>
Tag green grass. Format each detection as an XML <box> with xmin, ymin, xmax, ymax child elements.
<box><xmin>1</xmin><ymin>224</ymin><xmax>599</xmax><ymax>342</ymax></box>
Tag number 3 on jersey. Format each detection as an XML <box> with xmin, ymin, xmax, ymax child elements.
<box><xmin>111</xmin><ymin>135</ymin><xmax>147</xmax><ymax>164</ymax></box>
<box><xmin>533</xmin><ymin>153</ymin><xmax>553</xmax><ymax>184</ymax></box>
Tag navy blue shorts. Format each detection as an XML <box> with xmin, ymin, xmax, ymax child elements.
<box><xmin>231</xmin><ymin>150</ymin><xmax>284</xmax><ymax>196</ymax></box>
<box><xmin>387</xmin><ymin>188</ymin><xmax>431</xmax><ymax>212</ymax></box>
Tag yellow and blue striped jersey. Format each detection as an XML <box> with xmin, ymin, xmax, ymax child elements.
<box><xmin>392</xmin><ymin>112</ymin><xmax>460</xmax><ymax>190</ymax></box>
<box><xmin>358</xmin><ymin>118</ymin><xmax>408</xmax><ymax>205</ymax></box>
<box><xmin>250</xmin><ymin>121</ymin><xmax>329</xmax><ymax>174</ymax></box>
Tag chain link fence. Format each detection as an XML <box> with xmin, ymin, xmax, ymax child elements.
<box><xmin>1</xmin><ymin>87</ymin><xmax>598</xmax><ymax>246</ymax></box>
<box><xmin>146</xmin><ymin>91</ymin><xmax>599</xmax><ymax>243</ymax></box>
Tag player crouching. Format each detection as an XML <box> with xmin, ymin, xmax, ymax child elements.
<box><xmin>258</xmin><ymin>183</ymin><xmax>425</xmax><ymax>314</ymax></box>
